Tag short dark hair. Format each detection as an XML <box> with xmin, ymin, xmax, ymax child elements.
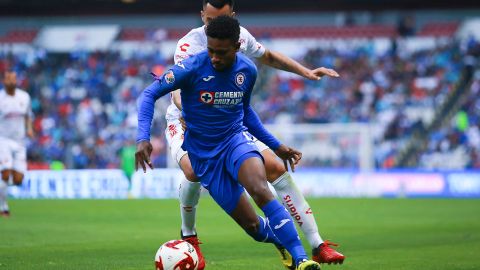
<box><xmin>206</xmin><ymin>15</ymin><xmax>240</xmax><ymax>43</ymax></box>
<box><xmin>203</xmin><ymin>0</ymin><xmax>234</xmax><ymax>9</ymax></box>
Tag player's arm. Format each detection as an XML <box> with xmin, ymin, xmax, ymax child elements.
<box><xmin>25</xmin><ymin>114</ymin><xmax>34</xmax><ymax>139</ymax></box>
<box><xmin>171</xmin><ymin>39</ymin><xmax>199</xmax><ymax>126</ymax></box>
<box><xmin>242</xmin><ymin>27</ymin><xmax>339</xmax><ymax>80</ymax></box>
<box><xmin>25</xmin><ymin>98</ymin><xmax>34</xmax><ymax>139</ymax></box>
<box><xmin>172</xmin><ymin>89</ymin><xmax>182</xmax><ymax>111</ymax></box>
<box><xmin>242</xmin><ymin>70</ymin><xmax>302</xmax><ymax>171</ymax></box>
<box><xmin>243</xmin><ymin>105</ymin><xmax>302</xmax><ymax>171</ymax></box>
<box><xmin>259</xmin><ymin>49</ymin><xmax>339</xmax><ymax>80</ymax></box>
<box><xmin>136</xmin><ymin>65</ymin><xmax>191</xmax><ymax>172</ymax></box>
<box><xmin>241</xmin><ymin>68</ymin><xmax>279</xmax><ymax>148</ymax></box>
<box><xmin>172</xmin><ymin>46</ymin><xmax>187</xmax><ymax>112</ymax></box>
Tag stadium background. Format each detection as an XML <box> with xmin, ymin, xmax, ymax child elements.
<box><xmin>1</xmin><ymin>1</ymin><xmax>480</xmax><ymax>269</ymax></box>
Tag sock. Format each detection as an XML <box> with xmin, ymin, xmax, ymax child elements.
<box><xmin>0</xmin><ymin>180</ymin><xmax>8</xmax><ymax>212</ymax></box>
<box><xmin>272</xmin><ymin>172</ymin><xmax>323</xmax><ymax>249</ymax></box>
<box><xmin>246</xmin><ymin>215</ymin><xmax>282</xmax><ymax>246</ymax></box>
<box><xmin>178</xmin><ymin>178</ymin><xmax>201</xmax><ymax>236</ymax></box>
<box><xmin>261</xmin><ymin>199</ymin><xmax>308</xmax><ymax>265</ymax></box>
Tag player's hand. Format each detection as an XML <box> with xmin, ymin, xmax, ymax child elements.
<box><xmin>135</xmin><ymin>140</ymin><xmax>154</xmax><ymax>173</ymax></box>
<box><xmin>27</xmin><ymin>128</ymin><xmax>35</xmax><ymax>139</ymax></box>
<box><xmin>274</xmin><ymin>144</ymin><xmax>302</xmax><ymax>172</ymax></box>
<box><xmin>179</xmin><ymin>116</ymin><xmax>187</xmax><ymax>131</ymax></box>
<box><xmin>306</xmin><ymin>67</ymin><xmax>340</xmax><ymax>80</ymax></box>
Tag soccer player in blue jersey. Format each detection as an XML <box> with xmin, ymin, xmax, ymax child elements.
<box><xmin>136</xmin><ymin>16</ymin><xmax>321</xmax><ymax>270</ymax></box>
<box><xmin>168</xmin><ymin>2</ymin><xmax>344</xmax><ymax>269</ymax></box>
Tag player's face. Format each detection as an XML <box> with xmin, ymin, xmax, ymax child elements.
<box><xmin>207</xmin><ymin>37</ymin><xmax>240</xmax><ymax>71</ymax></box>
<box><xmin>201</xmin><ymin>3</ymin><xmax>235</xmax><ymax>26</ymax></box>
<box><xmin>3</xmin><ymin>72</ymin><xmax>17</xmax><ymax>91</ymax></box>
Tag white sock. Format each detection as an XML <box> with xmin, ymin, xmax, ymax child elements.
<box><xmin>0</xmin><ymin>180</ymin><xmax>9</xmax><ymax>212</ymax></box>
<box><xmin>272</xmin><ymin>172</ymin><xmax>323</xmax><ymax>249</ymax></box>
<box><xmin>179</xmin><ymin>178</ymin><xmax>201</xmax><ymax>236</ymax></box>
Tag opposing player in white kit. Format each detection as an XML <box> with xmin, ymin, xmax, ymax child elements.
<box><xmin>0</xmin><ymin>70</ymin><xmax>34</xmax><ymax>217</ymax></box>
<box><xmin>166</xmin><ymin>0</ymin><xmax>345</xmax><ymax>268</ymax></box>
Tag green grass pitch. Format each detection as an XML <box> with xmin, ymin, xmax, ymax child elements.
<box><xmin>1</xmin><ymin>198</ymin><xmax>479</xmax><ymax>269</ymax></box>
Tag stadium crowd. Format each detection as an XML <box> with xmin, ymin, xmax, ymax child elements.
<box><xmin>0</xmin><ymin>37</ymin><xmax>478</xmax><ymax>170</ymax></box>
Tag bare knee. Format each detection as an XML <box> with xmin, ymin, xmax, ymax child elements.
<box><xmin>265</xmin><ymin>160</ymin><xmax>286</xmax><ymax>182</ymax></box>
<box><xmin>249</xmin><ymin>183</ymin><xmax>274</xmax><ymax>207</ymax></box>
<box><xmin>262</xmin><ymin>151</ymin><xmax>287</xmax><ymax>182</ymax></box>
<box><xmin>12</xmin><ymin>172</ymin><xmax>24</xmax><ymax>186</ymax></box>
<box><xmin>237</xmin><ymin>158</ymin><xmax>274</xmax><ymax>207</ymax></box>
<box><xmin>182</xmin><ymin>164</ymin><xmax>197</xmax><ymax>181</ymax></box>
<box><xmin>179</xmin><ymin>156</ymin><xmax>198</xmax><ymax>182</ymax></box>
<box><xmin>1</xmin><ymin>170</ymin><xmax>10</xmax><ymax>182</ymax></box>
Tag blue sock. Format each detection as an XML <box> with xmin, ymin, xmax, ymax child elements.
<box><xmin>246</xmin><ymin>215</ymin><xmax>282</xmax><ymax>246</ymax></box>
<box><xmin>261</xmin><ymin>199</ymin><xmax>308</xmax><ymax>265</ymax></box>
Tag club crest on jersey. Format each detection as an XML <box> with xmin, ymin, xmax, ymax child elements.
<box><xmin>235</xmin><ymin>72</ymin><xmax>245</xmax><ymax>87</ymax></box>
<box><xmin>199</xmin><ymin>91</ymin><xmax>215</xmax><ymax>104</ymax></box>
<box><xmin>164</xmin><ymin>70</ymin><xmax>175</xmax><ymax>84</ymax></box>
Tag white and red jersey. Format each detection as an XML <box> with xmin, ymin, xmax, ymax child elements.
<box><xmin>165</xmin><ymin>25</ymin><xmax>266</xmax><ymax>122</ymax></box>
<box><xmin>0</xmin><ymin>89</ymin><xmax>31</xmax><ymax>142</ymax></box>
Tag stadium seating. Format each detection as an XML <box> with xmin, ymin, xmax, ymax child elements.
<box><xmin>417</xmin><ymin>22</ymin><xmax>460</xmax><ymax>37</ymax></box>
<box><xmin>1</xmin><ymin>22</ymin><xmax>477</xmax><ymax>170</ymax></box>
<box><xmin>0</xmin><ymin>29</ymin><xmax>38</xmax><ymax>43</ymax></box>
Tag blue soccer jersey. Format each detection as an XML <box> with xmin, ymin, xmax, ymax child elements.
<box><xmin>137</xmin><ymin>50</ymin><xmax>281</xmax><ymax>213</ymax></box>
<box><xmin>137</xmin><ymin>48</ymin><xmax>309</xmax><ymax>265</ymax></box>
<box><xmin>137</xmin><ymin>50</ymin><xmax>280</xmax><ymax>160</ymax></box>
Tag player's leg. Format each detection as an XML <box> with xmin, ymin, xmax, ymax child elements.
<box><xmin>0</xmin><ymin>141</ymin><xmax>13</xmax><ymax>216</ymax></box>
<box><xmin>204</xmin><ymin>160</ymin><xmax>295</xmax><ymax>269</ymax></box>
<box><xmin>230</xmin><ymin>192</ymin><xmax>282</xmax><ymax>245</ymax></box>
<box><xmin>11</xmin><ymin>171</ymin><xmax>24</xmax><ymax>186</ymax></box>
<box><xmin>10</xmin><ymin>140</ymin><xmax>27</xmax><ymax>186</ymax></box>
<box><xmin>229</xmin><ymin>192</ymin><xmax>295</xmax><ymax>270</ymax></box>
<box><xmin>257</xmin><ymin>139</ymin><xmax>345</xmax><ymax>264</ymax></box>
<box><xmin>178</xmin><ymin>153</ymin><xmax>201</xmax><ymax>237</ymax></box>
<box><xmin>259</xmin><ymin>143</ymin><xmax>323</xmax><ymax>248</ymax></box>
<box><xmin>165</xmin><ymin>122</ymin><xmax>205</xmax><ymax>269</ymax></box>
<box><xmin>166</xmin><ymin>123</ymin><xmax>201</xmax><ymax>237</ymax></box>
<box><xmin>236</xmin><ymin>154</ymin><xmax>314</xmax><ymax>267</ymax></box>
<box><xmin>0</xmin><ymin>171</ymin><xmax>10</xmax><ymax>216</ymax></box>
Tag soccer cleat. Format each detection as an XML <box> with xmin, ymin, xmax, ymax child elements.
<box><xmin>275</xmin><ymin>245</ymin><xmax>295</xmax><ymax>270</ymax></box>
<box><xmin>296</xmin><ymin>259</ymin><xmax>322</xmax><ymax>270</ymax></box>
<box><xmin>1</xmin><ymin>210</ymin><xmax>10</xmax><ymax>217</ymax></box>
<box><xmin>181</xmin><ymin>233</ymin><xmax>205</xmax><ymax>270</ymax></box>
<box><xmin>312</xmin><ymin>240</ymin><xmax>345</xmax><ymax>265</ymax></box>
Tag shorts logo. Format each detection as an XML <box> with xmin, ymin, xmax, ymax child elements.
<box><xmin>164</xmin><ymin>70</ymin><xmax>175</xmax><ymax>84</ymax></box>
<box><xmin>235</xmin><ymin>72</ymin><xmax>245</xmax><ymax>87</ymax></box>
<box><xmin>199</xmin><ymin>91</ymin><xmax>214</xmax><ymax>104</ymax></box>
<box><xmin>168</xmin><ymin>124</ymin><xmax>177</xmax><ymax>138</ymax></box>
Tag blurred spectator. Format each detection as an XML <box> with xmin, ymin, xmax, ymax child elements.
<box><xmin>398</xmin><ymin>15</ymin><xmax>416</xmax><ymax>37</ymax></box>
<box><xmin>1</xmin><ymin>35</ymin><xmax>477</xmax><ymax>170</ymax></box>
<box><xmin>120</xmin><ymin>143</ymin><xmax>136</xmax><ymax>179</ymax></box>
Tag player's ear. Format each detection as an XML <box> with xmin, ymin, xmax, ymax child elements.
<box><xmin>231</xmin><ymin>11</ymin><xmax>236</xmax><ymax>18</ymax></box>
<box><xmin>235</xmin><ymin>41</ymin><xmax>240</xmax><ymax>51</ymax></box>
<box><xmin>200</xmin><ymin>10</ymin><xmax>206</xmax><ymax>24</ymax></box>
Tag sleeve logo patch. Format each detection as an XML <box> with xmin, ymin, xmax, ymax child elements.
<box><xmin>165</xmin><ymin>70</ymin><xmax>175</xmax><ymax>84</ymax></box>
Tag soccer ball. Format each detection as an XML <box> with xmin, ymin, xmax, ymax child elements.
<box><xmin>155</xmin><ymin>239</ymin><xmax>199</xmax><ymax>270</ymax></box>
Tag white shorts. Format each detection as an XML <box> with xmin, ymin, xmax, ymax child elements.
<box><xmin>165</xmin><ymin>120</ymin><xmax>270</xmax><ymax>164</ymax></box>
<box><xmin>0</xmin><ymin>137</ymin><xmax>27</xmax><ymax>173</ymax></box>
<box><xmin>165</xmin><ymin>120</ymin><xmax>188</xmax><ymax>164</ymax></box>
